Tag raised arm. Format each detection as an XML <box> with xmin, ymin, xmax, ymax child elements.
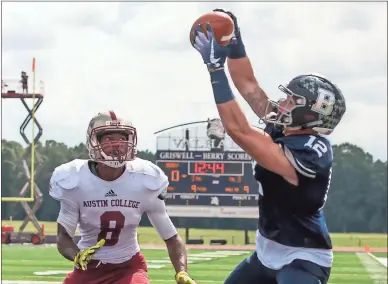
<box><xmin>228</xmin><ymin>57</ymin><xmax>270</xmax><ymax>118</ymax></box>
<box><xmin>213</xmin><ymin>9</ymin><xmax>272</xmax><ymax>118</ymax></box>
<box><xmin>191</xmin><ymin>23</ymin><xmax>298</xmax><ymax>185</ymax></box>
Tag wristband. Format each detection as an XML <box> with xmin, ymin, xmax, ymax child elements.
<box><xmin>228</xmin><ymin>35</ymin><xmax>247</xmax><ymax>59</ymax></box>
<box><xmin>210</xmin><ymin>69</ymin><xmax>235</xmax><ymax>104</ymax></box>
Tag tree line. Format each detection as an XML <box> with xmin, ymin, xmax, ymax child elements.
<box><xmin>1</xmin><ymin>139</ymin><xmax>387</xmax><ymax>233</ymax></box>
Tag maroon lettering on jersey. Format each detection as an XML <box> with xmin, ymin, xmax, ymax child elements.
<box><xmin>111</xmin><ymin>199</ymin><xmax>140</xmax><ymax>208</ymax></box>
<box><xmin>83</xmin><ymin>200</ymin><xmax>109</xmax><ymax>207</ymax></box>
<box><xmin>82</xmin><ymin>199</ymin><xmax>140</xmax><ymax>208</ymax></box>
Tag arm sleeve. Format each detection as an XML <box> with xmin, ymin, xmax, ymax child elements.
<box><xmin>146</xmin><ymin>197</ymin><xmax>178</xmax><ymax>241</ymax></box>
<box><xmin>143</xmin><ymin>161</ymin><xmax>169</xmax><ymax>199</ymax></box>
<box><xmin>280</xmin><ymin>136</ymin><xmax>333</xmax><ymax>179</ymax></box>
<box><xmin>142</xmin><ymin>161</ymin><xmax>176</xmax><ymax>240</ymax></box>
<box><xmin>49</xmin><ymin>167</ymin><xmax>80</xmax><ymax>237</ymax></box>
<box><xmin>57</xmin><ymin>199</ymin><xmax>79</xmax><ymax>238</ymax></box>
<box><xmin>283</xmin><ymin>146</ymin><xmax>318</xmax><ymax>179</ymax></box>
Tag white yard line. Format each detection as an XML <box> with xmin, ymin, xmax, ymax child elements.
<box><xmin>356</xmin><ymin>252</ymin><xmax>387</xmax><ymax>284</ymax></box>
<box><xmin>367</xmin><ymin>252</ymin><xmax>388</xmax><ymax>268</ymax></box>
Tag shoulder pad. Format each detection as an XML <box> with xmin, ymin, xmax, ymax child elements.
<box><xmin>277</xmin><ymin>135</ymin><xmax>332</xmax><ymax>178</ymax></box>
<box><xmin>50</xmin><ymin>159</ymin><xmax>87</xmax><ymax>190</ymax></box>
<box><xmin>49</xmin><ymin>159</ymin><xmax>87</xmax><ymax>202</ymax></box>
<box><xmin>126</xmin><ymin>158</ymin><xmax>169</xmax><ymax>192</ymax></box>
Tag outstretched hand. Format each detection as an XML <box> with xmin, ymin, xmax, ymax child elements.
<box><xmin>191</xmin><ymin>23</ymin><xmax>228</xmax><ymax>72</ymax></box>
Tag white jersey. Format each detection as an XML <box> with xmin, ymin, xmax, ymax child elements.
<box><xmin>49</xmin><ymin>158</ymin><xmax>177</xmax><ymax>264</ymax></box>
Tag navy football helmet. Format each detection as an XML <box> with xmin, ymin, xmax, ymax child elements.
<box><xmin>263</xmin><ymin>74</ymin><xmax>346</xmax><ymax>135</ymax></box>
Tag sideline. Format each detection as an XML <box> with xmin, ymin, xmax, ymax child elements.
<box><xmin>356</xmin><ymin>252</ymin><xmax>387</xmax><ymax>284</ymax></box>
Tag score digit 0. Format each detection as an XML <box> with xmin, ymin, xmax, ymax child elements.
<box><xmin>171</xmin><ymin>170</ymin><xmax>179</xmax><ymax>182</ymax></box>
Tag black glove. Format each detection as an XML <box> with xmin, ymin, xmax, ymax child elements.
<box><xmin>213</xmin><ymin>8</ymin><xmax>246</xmax><ymax>59</ymax></box>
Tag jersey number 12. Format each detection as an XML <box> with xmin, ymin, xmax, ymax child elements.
<box><xmin>304</xmin><ymin>135</ymin><xmax>328</xmax><ymax>158</ymax></box>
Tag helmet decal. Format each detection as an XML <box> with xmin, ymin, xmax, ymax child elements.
<box><xmin>262</xmin><ymin>74</ymin><xmax>346</xmax><ymax>135</ymax></box>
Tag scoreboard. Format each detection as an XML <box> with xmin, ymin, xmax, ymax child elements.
<box><xmin>154</xmin><ymin>118</ymin><xmax>260</xmax><ymax>219</ymax></box>
<box><xmin>156</xmin><ymin>150</ymin><xmax>260</xmax><ymax>218</ymax></box>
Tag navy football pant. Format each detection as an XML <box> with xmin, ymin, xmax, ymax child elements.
<box><xmin>224</xmin><ymin>251</ymin><xmax>330</xmax><ymax>284</ymax></box>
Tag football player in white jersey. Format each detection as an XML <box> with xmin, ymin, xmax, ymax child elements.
<box><xmin>49</xmin><ymin>111</ymin><xmax>196</xmax><ymax>284</ymax></box>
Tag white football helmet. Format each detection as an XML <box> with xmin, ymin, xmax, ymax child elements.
<box><xmin>86</xmin><ymin>111</ymin><xmax>137</xmax><ymax>168</ymax></box>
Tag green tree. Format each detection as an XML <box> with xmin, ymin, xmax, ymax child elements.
<box><xmin>325</xmin><ymin>143</ymin><xmax>387</xmax><ymax>233</ymax></box>
<box><xmin>1</xmin><ymin>139</ymin><xmax>387</xmax><ymax>233</ymax></box>
<box><xmin>1</xmin><ymin>140</ymin><xmax>26</xmax><ymax>219</ymax></box>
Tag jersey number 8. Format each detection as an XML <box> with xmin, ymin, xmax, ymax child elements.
<box><xmin>97</xmin><ymin>211</ymin><xmax>125</xmax><ymax>246</ymax></box>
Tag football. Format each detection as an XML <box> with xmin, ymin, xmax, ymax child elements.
<box><xmin>190</xmin><ymin>11</ymin><xmax>235</xmax><ymax>46</ymax></box>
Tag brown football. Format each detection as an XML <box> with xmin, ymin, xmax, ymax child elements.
<box><xmin>190</xmin><ymin>11</ymin><xmax>235</xmax><ymax>46</ymax></box>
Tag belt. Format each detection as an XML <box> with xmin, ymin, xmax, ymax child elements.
<box><xmin>86</xmin><ymin>258</ymin><xmax>131</xmax><ymax>269</ymax></box>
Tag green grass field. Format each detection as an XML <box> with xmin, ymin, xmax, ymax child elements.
<box><xmin>2</xmin><ymin>221</ymin><xmax>387</xmax><ymax>283</ymax></box>
<box><xmin>1</xmin><ymin>245</ymin><xmax>387</xmax><ymax>284</ymax></box>
<box><xmin>2</xmin><ymin>220</ymin><xmax>388</xmax><ymax>248</ymax></box>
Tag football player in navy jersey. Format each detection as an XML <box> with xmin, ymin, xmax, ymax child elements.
<box><xmin>191</xmin><ymin>9</ymin><xmax>346</xmax><ymax>284</ymax></box>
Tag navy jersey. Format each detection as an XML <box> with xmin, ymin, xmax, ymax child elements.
<box><xmin>255</xmin><ymin>125</ymin><xmax>333</xmax><ymax>249</ymax></box>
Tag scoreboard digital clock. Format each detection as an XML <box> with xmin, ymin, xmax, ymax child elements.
<box><xmin>154</xmin><ymin>118</ymin><xmax>261</xmax><ymax>219</ymax></box>
<box><xmin>157</xmin><ymin>161</ymin><xmax>246</xmax><ymax>190</ymax></box>
<box><xmin>156</xmin><ymin>150</ymin><xmax>259</xmax><ymax>208</ymax></box>
<box><xmin>189</xmin><ymin>161</ymin><xmax>243</xmax><ymax>176</ymax></box>
<box><xmin>162</xmin><ymin>161</ymin><xmax>243</xmax><ymax>176</ymax></box>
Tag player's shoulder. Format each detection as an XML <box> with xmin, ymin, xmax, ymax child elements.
<box><xmin>277</xmin><ymin>134</ymin><xmax>332</xmax><ymax>155</ymax></box>
<box><xmin>277</xmin><ymin>134</ymin><xmax>333</xmax><ymax>177</ymax></box>
<box><xmin>126</xmin><ymin>158</ymin><xmax>165</xmax><ymax>178</ymax></box>
<box><xmin>50</xmin><ymin>159</ymin><xmax>88</xmax><ymax>190</ymax></box>
<box><xmin>125</xmin><ymin>158</ymin><xmax>165</xmax><ymax>178</ymax></box>
<box><xmin>125</xmin><ymin>158</ymin><xmax>168</xmax><ymax>192</ymax></box>
<box><xmin>49</xmin><ymin>159</ymin><xmax>88</xmax><ymax>202</ymax></box>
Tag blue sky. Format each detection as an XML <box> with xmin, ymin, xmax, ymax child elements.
<box><xmin>1</xmin><ymin>2</ymin><xmax>387</xmax><ymax>161</ymax></box>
